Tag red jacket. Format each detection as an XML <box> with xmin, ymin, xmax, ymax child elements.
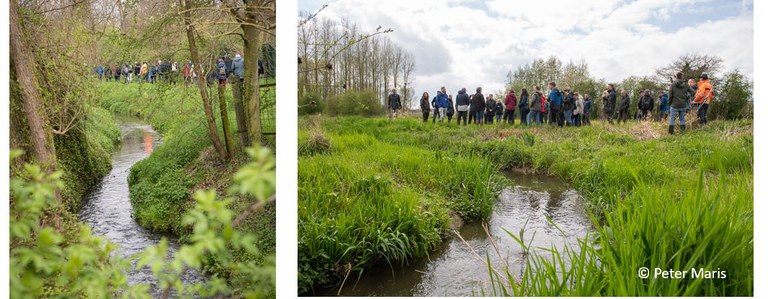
<box><xmin>504</xmin><ymin>93</ymin><xmax>517</xmax><ymax>110</ymax></box>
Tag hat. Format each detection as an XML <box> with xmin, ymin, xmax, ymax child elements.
<box><xmin>700</xmin><ymin>73</ymin><xmax>708</xmax><ymax>79</ymax></box>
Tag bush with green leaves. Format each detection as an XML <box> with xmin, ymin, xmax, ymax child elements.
<box><xmin>10</xmin><ymin>147</ymin><xmax>276</xmax><ymax>298</ymax></box>
<box><xmin>298</xmin><ymin>92</ymin><xmax>324</xmax><ymax>115</ymax></box>
<box><xmin>325</xmin><ymin>89</ymin><xmax>385</xmax><ymax>116</ymax></box>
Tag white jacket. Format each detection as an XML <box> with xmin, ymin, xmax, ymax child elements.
<box><xmin>574</xmin><ymin>97</ymin><xmax>584</xmax><ymax>115</ymax></box>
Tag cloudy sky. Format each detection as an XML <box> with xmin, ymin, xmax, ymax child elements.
<box><xmin>298</xmin><ymin>0</ymin><xmax>753</xmax><ymax>98</ymax></box>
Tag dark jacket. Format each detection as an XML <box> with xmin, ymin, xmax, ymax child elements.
<box><xmin>470</xmin><ymin>93</ymin><xmax>485</xmax><ymax>112</ymax></box>
<box><xmin>619</xmin><ymin>94</ymin><xmax>630</xmax><ymax>111</ymax></box>
<box><xmin>456</xmin><ymin>90</ymin><xmax>470</xmax><ymax>107</ymax></box>
<box><xmin>669</xmin><ymin>79</ymin><xmax>689</xmax><ymax>109</ymax></box>
<box><xmin>584</xmin><ymin>98</ymin><xmax>592</xmax><ymax>113</ymax></box>
<box><xmin>518</xmin><ymin>95</ymin><xmax>529</xmax><ymax>111</ymax></box>
<box><xmin>388</xmin><ymin>93</ymin><xmax>401</xmax><ymax>110</ymax></box>
<box><xmin>495</xmin><ymin>101</ymin><xmax>504</xmax><ymax>115</ymax></box>
<box><xmin>605</xmin><ymin>89</ymin><xmax>617</xmax><ymax>113</ymax></box>
<box><xmin>639</xmin><ymin>93</ymin><xmax>653</xmax><ymax>110</ymax></box>
<box><xmin>420</xmin><ymin>97</ymin><xmax>431</xmax><ymax>113</ymax></box>
<box><xmin>563</xmin><ymin>93</ymin><xmax>574</xmax><ymax>110</ymax></box>
<box><xmin>447</xmin><ymin>99</ymin><xmax>455</xmax><ymax>115</ymax></box>
<box><xmin>485</xmin><ymin>99</ymin><xmax>497</xmax><ymax>114</ymax></box>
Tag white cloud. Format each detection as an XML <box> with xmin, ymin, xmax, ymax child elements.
<box><xmin>302</xmin><ymin>0</ymin><xmax>753</xmax><ymax>100</ymax></box>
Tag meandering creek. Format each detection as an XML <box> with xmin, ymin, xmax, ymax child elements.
<box><xmin>78</xmin><ymin>120</ymin><xmax>204</xmax><ymax>294</ymax></box>
<box><xmin>321</xmin><ymin>171</ymin><xmax>591</xmax><ymax>296</ymax></box>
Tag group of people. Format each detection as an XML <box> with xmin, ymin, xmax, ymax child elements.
<box><xmin>400</xmin><ymin>72</ymin><xmax>714</xmax><ymax>134</ymax></box>
<box><xmin>92</xmin><ymin>53</ymin><xmax>257</xmax><ymax>87</ymax></box>
<box><xmin>94</xmin><ymin>60</ymin><xmax>183</xmax><ymax>84</ymax></box>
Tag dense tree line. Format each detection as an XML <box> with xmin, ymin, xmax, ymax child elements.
<box><xmin>298</xmin><ymin>12</ymin><xmax>416</xmax><ymax>108</ymax></box>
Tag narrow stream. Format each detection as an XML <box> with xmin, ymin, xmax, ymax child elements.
<box><xmin>78</xmin><ymin>120</ymin><xmax>204</xmax><ymax>294</ymax></box>
<box><xmin>321</xmin><ymin>171</ymin><xmax>591</xmax><ymax>296</ymax></box>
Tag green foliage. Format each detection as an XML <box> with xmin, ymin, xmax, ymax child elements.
<box><xmin>9</xmin><ymin>154</ymin><xmax>138</xmax><ymax>298</ymax></box>
<box><xmin>10</xmin><ymin>147</ymin><xmax>276</xmax><ymax>298</ymax></box>
<box><xmin>299</xmin><ymin>116</ymin><xmax>752</xmax><ymax>296</ymax></box>
<box><xmin>325</xmin><ymin>89</ymin><xmax>385</xmax><ymax>116</ymax></box>
<box><xmin>711</xmin><ymin>69</ymin><xmax>753</xmax><ymax>120</ymax></box>
<box><xmin>298</xmin><ymin>92</ymin><xmax>324</xmax><ymax>115</ymax></box>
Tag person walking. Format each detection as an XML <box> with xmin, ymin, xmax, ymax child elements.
<box><xmin>503</xmin><ymin>89</ymin><xmax>517</xmax><ymax>125</ymax></box>
<box><xmin>604</xmin><ymin>84</ymin><xmax>617</xmax><ymax>124</ymax></box>
<box><xmin>447</xmin><ymin>95</ymin><xmax>455</xmax><ymax>123</ymax></box>
<box><xmin>387</xmin><ymin>88</ymin><xmax>402</xmax><ymax>119</ymax></box>
<box><xmin>669</xmin><ymin>72</ymin><xmax>689</xmax><ymax>134</ymax></box>
<box><xmin>216</xmin><ymin>59</ymin><xmax>228</xmax><ymax>86</ymax></box>
<box><xmin>518</xmin><ymin>88</ymin><xmax>530</xmax><ymax>126</ymax></box>
<box><xmin>470</xmin><ymin>87</ymin><xmax>485</xmax><ymax>125</ymax></box>
<box><xmin>694</xmin><ymin>73</ymin><xmax>714</xmax><ymax>124</ymax></box>
<box><xmin>574</xmin><ymin>92</ymin><xmax>584</xmax><ymax>126</ymax></box>
<box><xmin>583</xmin><ymin>94</ymin><xmax>592</xmax><ymax>125</ymax></box>
<box><xmin>658</xmin><ymin>90</ymin><xmax>669</xmax><ymax>121</ymax></box>
<box><xmin>548</xmin><ymin>82</ymin><xmax>563</xmax><ymax>126</ymax></box>
<box><xmin>455</xmin><ymin>88</ymin><xmax>470</xmax><ymax>125</ymax></box>
<box><xmin>618</xmin><ymin>89</ymin><xmax>630</xmax><ymax>124</ymax></box>
<box><xmin>420</xmin><ymin>92</ymin><xmax>431</xmax><ymax>122</ymax></box>
<box><xmin>638</xmin><ymin>89</ymin><xmax>654</xmax><ymax>121</ymax></box>
<box><xmin>231</xmin><ymin>54</ymin><xmax>245</xmax><ymax>113</ymax></box>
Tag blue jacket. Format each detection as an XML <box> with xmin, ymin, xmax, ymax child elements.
<box><xmin>659</xmin><ymin>94</ymin><xmax>669</xmax><ymax>112</ymax></box>
<box><xmin>436</xmin><ymin>92</ymin><xmax>450</xmax><ymax>108</ymax></box>
<box><xmin>232</xmin><ymin>56</ymin><xmax>244</xmax><ymax>77</ymax></box>
<box><xmin>549</xmin><ymin>88</ymin><xmax>562</xmax><ymax>109</ymax></box>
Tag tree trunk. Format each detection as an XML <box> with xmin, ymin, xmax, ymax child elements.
<box><xmin>10</xmin><ymin>0</ymin><xmax>58</xmax><ymax>175</ymax></box>
<box><xmin>218</xmin><ymin>83</ymin><xmax>235</xmax><ymax>156</ymax></box>
<box><xmin>232</xmin><ymin>75</ymin><xmax>250</xmax><ymax>148</ymax></box>
<box><xmin>242</xmin><ymin>23</ymin><xmax>263</xmax><ymax>144</ymax></box>
<box><xmin>180</xmin><ymin>0</ymin><xmax>229</xmax><ymax>161</ymax></box>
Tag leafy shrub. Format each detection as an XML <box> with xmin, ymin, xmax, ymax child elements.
<box><xmin>299</xmin><ymin>92</ymin><xmax>324</xmax><ymax>115</ymax></box>
<box><xmin>325</xmin><ymin>89</ymin><xmax>385</xmax><ymax>116</ymax></box>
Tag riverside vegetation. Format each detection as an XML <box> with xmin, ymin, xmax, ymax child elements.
<box><xmin>297</xmin><ymin>116</ymin><xmax>752</xmax><ymax>296</ymax></box>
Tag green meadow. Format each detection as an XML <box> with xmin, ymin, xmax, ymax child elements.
<box><xmin>297</xmin><ymin>116</ymin><xmax>752</xmax><ymax>296</ymax></box>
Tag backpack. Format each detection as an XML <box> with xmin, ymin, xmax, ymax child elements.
<box><xmin>218</xmin><ymin>64</ymin><xmax>227</xmax><ymax>76</ymax></box>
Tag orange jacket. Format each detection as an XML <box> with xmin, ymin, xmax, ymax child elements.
<box><xmin>694</xmin><ymin>79</ymin><xmax>714</xmax><ymax>104</ymax></box>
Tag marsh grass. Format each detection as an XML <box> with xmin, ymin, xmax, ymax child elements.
<box><xmin>298</xmin><ymin>115</ymin><xmax>752</xmax><ymax>296</ymax></box>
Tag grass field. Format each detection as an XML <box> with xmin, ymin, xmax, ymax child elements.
<box><xmin>297</xmin><ymin>115</ymin><xmax>753</xmax><ymax>296</ymax></box>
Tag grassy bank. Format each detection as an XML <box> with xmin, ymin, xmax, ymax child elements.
<box><xmin>97</xmin><ymin>81</ymin><xmax>276</xmax><ymax>294</ymax></box>
<box><xmin>297</xmin><ymin>115</ymin><xmax>752</xmax><ymax>296</ymax></box>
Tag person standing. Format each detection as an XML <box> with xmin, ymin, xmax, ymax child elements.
<box><xmin>455</xmin><ymin>88</ymin><xmax>470</xmax><ymax>125</ymax></box>
<box><xmin>618</xmin><ymin>89</ymin><xmax>630</xmax><ymax>123</ymax></box>
<box><xmin>694</xmin><ymin>73</ymin><xmax>714</xmax><ymax>124</ymax></box>
<box><xmin>503</xmin><ymin>89</ymin><xmax>517</xmax><ymax>125</ymax></box>
<box><xmin>604</xmin><ymin>84</ymin><xmax>617</xmax><ymax>124</ymax></box>
<box><xmin>231</xmin><ymin>54</ymin><xmax>245</xmax><ymax>115</ymax></box>
<box><xmin>387</xmin><ymin>88</ymin><xmax>402</xmax><ymax>119</ymax></box>
<box><xmin>669</xmin><ymin>72</ymin><xmax>689</xmax><ymax>134</ymax></box>
<box><xmin>574</xmin><ymin>92</ymin><xmax>584</xmax><ymax>126</ymax></box>
<box><xmin>431</xmin><ymin>91</ymin><xmax>439</xmax><ymax>123</ymax></box>
<box><xmin>518</xmin><ymin>88</ymin><xmax>530</xmax><ymax>126</ymax></box>
<box><xmin>687</xmin><ymin>78</ymin><xmax>697</xmax><ymax>114</ymax></box>
<box><xmin>494</xmin><ymin>97</ymin><xmax>504</xmax><ymax>123</ymax></box>
<box><xmin>447</xmin><ymin>95</ymin><xmax>455</xmax><ymax>123</ymax></box>
<box><xmin>658</xmin><ymin>90</ymin><xmax>669</xmax><ymax>121</ymax></box>
<box><xmin>470</xmin><ymin>87</ymin><xmax>485</xmax><ymax>125</ymax></box>
<box><xmin>97</xmin><ymin>65</ymin><xmax>103</xmax><ymax>80</ymax></box>
<box><xmin>217</xmin><ymin>59</ymin><xmax>228</xmax><ymax>86</ymax></box>
<box><xmin>104</xmin><ymin>64</ymin><xmax>112</xmax><ymax>81</ymax></box>
<box><xmin>485</xmin><ymin>94</ymin><xmax>497</xmax><ymax>124</ymax></box>
<box><xmin>562</xmin><ymin>89</ymin><xmax>574</xmax><ymax>126</ymax></box>
<box><xmin>420</xmin><ymin>92</ymin><xmax>431</xmax><ymax>122</ymax></box>
<box><xmin>583</xmin><ymin>94</ymin><xmax>592</xmax><ymax>125</ymax></box>
<box><xmin>140</xmin><ymin>62</ymin><xmax>148</xmax><ymax>83</ymax></box>
<box><xmin>548</xmin><ymin>82</ymin><xmax>563</xmax><ymax>127</ymax></box>
<box><xmin>436</xmin><ymin>87</ymin><xmax>450</xmax><ymax>122</ymax></box>
<box><xmin>638</xmin><ymin>89</ymin><xmax>654</xmax><ymax>121</ymax></box>
<box><xmin>527</xmin><ymin>87</ymin><xmax>543</xmax><ymax>125</ymax></box>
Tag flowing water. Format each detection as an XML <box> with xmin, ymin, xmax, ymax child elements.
<box><xmin>78</xmin><ymin>120</ymin><xmax>204</xmax><ymax>294</ymax></box>
<box><xmin>320</xmin><ymin>171</ymin><xmax>591</xmax><ymax>296</ymax></box>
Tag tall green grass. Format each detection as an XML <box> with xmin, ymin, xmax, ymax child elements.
<box><xmin>298</xmin><ymin>115</ymin><xmax>753</xmax><ymax>296</ymax></box>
